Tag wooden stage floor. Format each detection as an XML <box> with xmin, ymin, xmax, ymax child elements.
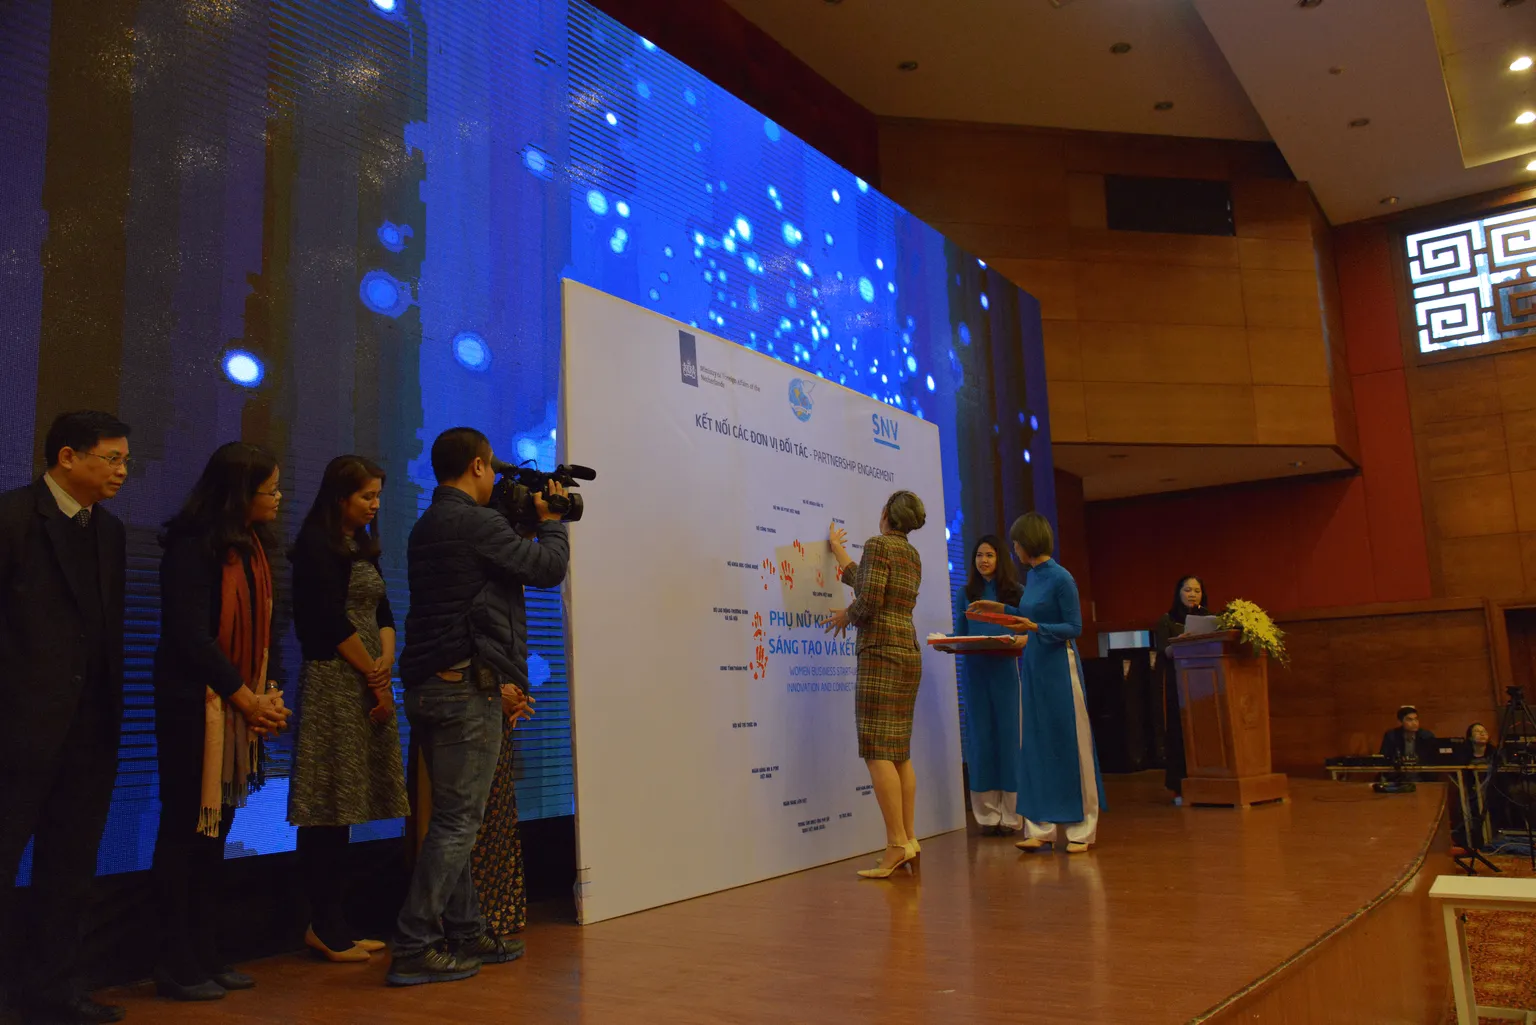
<box><xmin>104</xmin><ymin>775</ymin><xmax>1451</xmax><ymax>1025</ymax></box>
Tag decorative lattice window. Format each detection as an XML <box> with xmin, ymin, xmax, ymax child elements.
<box><xmin>1404</xmin><ymin>203</ymin><xmax>1536</xmax><ymax>354</ymax></box>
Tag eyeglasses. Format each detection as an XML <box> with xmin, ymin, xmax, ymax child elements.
<box><xmin>76</xmin><ymin>451</ymin><xmax>133</xmax><ymax>470</ymax></box>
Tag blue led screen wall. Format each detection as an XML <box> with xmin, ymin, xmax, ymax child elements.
<box><xmin>0</xmin><ymin>0</ymin><xmax>1050</xmax><ymax>878</ymax></box>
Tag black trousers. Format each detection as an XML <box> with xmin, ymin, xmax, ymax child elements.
<box><xmin>150</xmin><ymin>710</ymin><xmax>235</xmax><ymax>985</ymax></box>
<box><xmin>0</xmin><ymin>688</ymin><xmax>118</xmax><ymax>1005</ymax></box>
<box><xmin>297</xmin><ymin>825</ymin><xmax>352</xmax><ymax>949</ymax></box>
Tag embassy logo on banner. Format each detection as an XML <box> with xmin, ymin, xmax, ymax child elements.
<box><xmin>679</xmin><ymin>331</ymin><xmax>698</xmax><ymax>387</ymax></box>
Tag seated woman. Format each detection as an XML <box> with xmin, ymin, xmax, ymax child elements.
<box><xmin>1453</xmin><ymin>723</ymin><xmax>1498</xmax><ymax>849</ymax></box>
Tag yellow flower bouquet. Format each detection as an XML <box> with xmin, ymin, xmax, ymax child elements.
<box><xmin>1218</xmin><ymin>599</ymin><xmax>1288</xmax><ymax>665</ymax></box>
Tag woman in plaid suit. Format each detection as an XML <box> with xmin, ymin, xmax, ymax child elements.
<box><xmin>825</xmin><ymin>490</ymin><xmax>926</xmax><ymax>879</ymax></box>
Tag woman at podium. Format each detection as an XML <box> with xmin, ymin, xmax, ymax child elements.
<box><xmin>967</xmin><ymin>512</ymin><xmax>1105</xmax><ymax>853</ymax></box>
<box><xmin>1154</xmin><ymin>575</ymin><xmax>1208</xmax><ymax>805</ymax></box>
<box><xmin>825</xmin><ymin>491</ymin><xmax>928</xmax><ymax>879</ymax></box>
<box><xmin>953</xmin><ymin>535</ymin><xmax>1026</xmax><ymax>834</ymax></box>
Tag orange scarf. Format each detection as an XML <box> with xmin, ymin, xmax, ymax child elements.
<box><xmin>198</xmin><ymin>538</ymin><xmax>273</xmax><ymax>837</ymax></box>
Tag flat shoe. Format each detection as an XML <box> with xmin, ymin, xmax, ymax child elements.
<box><xmin>1015</xmin><ymin>837</ymin><xmax>1049</xmax><ymax>851</ymax></box>
<box><xmin>354</xmin><ymin>939</ymin><xmax>387</xmax><ymax>953</ymax></box>
<box><xmin>305</xmin><ymin>925</ymin><xmax>370</xmax><ymax>963</ymax></box>
<box><xmin>1066</xmin><ymin>841</ymin><xmax>1091</xmax><ymax>854</ymax></box>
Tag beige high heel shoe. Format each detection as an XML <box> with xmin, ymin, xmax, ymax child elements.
<box><xmin>305</xmin><ymin>925</ymin><xmax>370</xmax><ymax>963</ymax></box>
<box><xmin>857</xmin><ymin>843</ymin><xmax>914</xmax><ymax>878</ymax></box>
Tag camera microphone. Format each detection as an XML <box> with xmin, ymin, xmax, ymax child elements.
<box><xmin>564</xmin><ymin>464</ymin><xmax>597</xmax><ymax>481</ymax></box>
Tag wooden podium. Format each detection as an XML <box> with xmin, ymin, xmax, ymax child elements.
<box><xmin>1168</xmin><ymin>630</ymin><xmax>1289</xmax><ymax>808</ymax></box>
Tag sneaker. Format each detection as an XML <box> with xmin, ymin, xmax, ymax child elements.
<box><xmin>385</xmin><ymin>947</ymin><xmax>481</xmax><ymax>987</ymax></box>
<box><xmin>450</xmin><ymin>934</ymin><xmax>525</xmax><ymax>965</ymax></box>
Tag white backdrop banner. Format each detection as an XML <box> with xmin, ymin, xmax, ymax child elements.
<box><xmin>560</xmin><ymin>280</ymin><xmax>963</xmax><ymax>924</ymax></box>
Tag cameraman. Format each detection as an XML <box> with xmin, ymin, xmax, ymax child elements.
<box><xmin>387</xmin><ymin>428</ymin><xmax>569</xmax><ymax>987</ymax></box>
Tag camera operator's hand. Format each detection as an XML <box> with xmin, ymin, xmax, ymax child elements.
<box><xmin>534</xmin><ymin>481</ymin><xmax>569</xmax><ymax>523</ymax></box>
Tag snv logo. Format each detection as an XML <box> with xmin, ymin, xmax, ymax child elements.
<box><xmin>872</xmin><ymin>413</ymin><xmax>900</xmax><ymax>450</ymax></box>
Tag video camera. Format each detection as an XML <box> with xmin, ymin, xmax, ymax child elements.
<box><xmin>490</xmin><ymin>458</ymin><xmax>595</xmax><ymax>529</ymax></box>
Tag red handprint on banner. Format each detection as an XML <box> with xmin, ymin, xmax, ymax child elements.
<box><xmin>750</xmin><ymin>611</ymin><xmax>769</xmax><ymax>679</ymax></box>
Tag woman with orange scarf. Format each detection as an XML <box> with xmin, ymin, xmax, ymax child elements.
<box><xmin>150</xmin><ymin>443</ymin><xmax>290</xmax><ymax>1001</ymax></box>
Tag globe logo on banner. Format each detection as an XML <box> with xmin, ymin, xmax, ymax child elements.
<box><xmin>788</xmin><ymin>378</ymin><xmax>814</xmax><ymax>422</ymax></box>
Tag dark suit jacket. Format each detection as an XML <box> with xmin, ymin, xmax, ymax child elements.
<box><xmin>1380</xmin><ymin>726</ymin><xmax>1436</xmax><ymax>762</ymax></box>
<box><xmin>0</xmin><ymin>477</ymin><xmax>126</xmax><ymax>766</ymax></box>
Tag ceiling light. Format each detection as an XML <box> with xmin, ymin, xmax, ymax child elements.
<box><xmin>1297</xmin><ymin>0</ymin><xmax>1323</xmax><ymax>7</ymax></box>
<box><xmin>1519</xmin><ymin>111</ymin><xmax>1536</xmax><ymax>125</ymax></box>
<box><xmin>1110</xmin><ymin>42</ymin><xmax>1132</xmax><ymax>54</ymax></box>
<box><xmin>1381</xmin><ymin>195</ymin><xmax>1399</xmax><ymax>205</ymax></box>
<box><xmin>1348</xmin><ymin>117</ymin><xmax>1371</xmax><ymax>127</ymax></box>
<box><xmin>1153</xmin><ymin>101</ymin><xmax>1174</xmax><ymax>111</ymax></box>
<box><xmin>1513</xmin><ymin>56</ymin><xmax>1534</xmax><ymax>72</ymax></box>
<box><xmin>1290</xmin><ymin>461</ymin><xmax>1306</xmax><ymax>468</ymax></box>
<box><xmin>1527</xmin><ymin>159</ymin><xmax>1536</xmax><ymax>171</ymax></box>
<box><xmin>897</xmin><ymin>60</ymin><xmax>919</xmax><ymax>72</ymax></box>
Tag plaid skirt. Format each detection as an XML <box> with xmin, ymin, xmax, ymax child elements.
<box><xmin>855</xmin><ymin>646</ymin><xmax>923</xmax><ymax>761</ymax></box>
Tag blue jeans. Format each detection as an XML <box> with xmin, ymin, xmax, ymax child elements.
<box><xmin>394</xmin><ymin>678</ymin><xmax>502</xmax><ymax>958</ymax></box>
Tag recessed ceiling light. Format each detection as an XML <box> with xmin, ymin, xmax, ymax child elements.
<box><xmin>1110</xmin><ymin>42</ymin><xmax>1132</xmax><ymax>55</ymax></box>
<box><xmin>1153</xmin><ymin>101</ymin><xmax>1174</xmax><ymax>111</ymax></box>
<box><xmin>1297</xmin><ymin>0</ymin><xmax>1323</xmax><ymax>7</ymax></box>
<box><xmin>897</xmin><ymin>60</ymin><xmax>919</xmax><ymax>72</ymax></box>
<box><xmin>1519</xmin><ymin>111</ymin><xmax>1536</xmax><ymax>125</ymax></box>
<box><xmin>1513</xmin><ymin>56</ymin><xmax>1534</xmax><ymax>72</ymax></box>
<box><xmin>1527</xmin><ymin>159</ymin><xmax>1536</xmax><ymax>171</ymax></box>
<box><xmin>1380</xmin><ymin>195</ymin><xmax>1399</xmax><ymax>205</ymax></box>
<box><xmin>1290</xmin><ymin>461</ymin><xmax>1306</xmax><ymax>468</ymax></box>
<box><xmin>1348</xmin><ymin>117</ymin><xmax>1371</xmax><ymax>128</ymax></box>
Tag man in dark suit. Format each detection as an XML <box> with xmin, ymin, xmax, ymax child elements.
<box><xmin>1381</xmin><ymin>704</ymin><xmax>1436</xmax><ymax>763</ymax></box>
<box><xmin>0</xmin><ymin>412</ymin><xmax>132</xmax><ymax>1025</ymax></box>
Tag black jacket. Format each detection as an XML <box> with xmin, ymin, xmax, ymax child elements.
<box><xmin>0</xmin><ymin>477</ymin><xmax>126</xmax><ymax>765</ymax></box>
<box><xmin>399</xmin><ymin>487</ymin><xmax>568</xmax><ymax>690</ymax></box>
<box><xmin>1380</xmin><ymin>726</ymin><xmax>1436</xmax><ymax>762</ymax></box>
<box><xmin>290</xmin><ymin>525</ymin><xmax>394</xmax><ymax>662</ymax></box>
<box><xmin>152</xmin><ymin>533</ymin><xmax>267</xmax><ymax>711</ymax></box>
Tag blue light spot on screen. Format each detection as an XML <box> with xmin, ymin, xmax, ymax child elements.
<box><xmin>958</xmin><ymin>323</ymin><xmax>971</xmax><ymax>346</ymax></box>
<box><xmin>1031</xmin><ymin>415</ymin><xmax>1040</xmax><ymax>430</ymax></box>
<box><xmin>785</xmin><ymin>292</ymin><xmax>797</xmax><ymax>308</ymax></box>
<box><xmin>521</xmin><ymin>145</ymin><xmax>553</xmax><ymax>179</ymax></box>
<box><xmin>856</xmin><ymin>177</ymin><xmax>870</xmax><ymax>193</ymax></box>
<box><xmin>722</xmin><ymin>236</ymin><xmax>737</xmax><ymax>253</ymax></box>
<box><xmin>858</xmin><ymin>277</ymin><xmax>875</xmax><ymax>302</ymax></box>
<box><xmin>369</xmin><ymin>0</ymin><xmax>397</xmax><ymax>11</ymax></box>
<box><xmin>586</xmin><ymin>190</ymin><xmax>608</xmax><ymax>215</ymax></box>
<box><xmin>605</xmin><ymin>111</ymin><xmax>619</xmax><ymax>126</ymax></box>
<box><xmin>663</xmin><ymin>245</ymin><xmax>674</xmax><ymax>258</ymax></box>
<box><xmin>906</xmin><ymin>355</ymin><xmax>917</xmax><ymax>372</ymax></box>
<box><xmin>640</xmin><ymin>37</ymin><xmax>656</xmax><ymax>51</ymax></box>
<box><xmin>782</xmin><ymin>221</ymin><xmax>802</xmax><ymax>246</ymax></box>
<box><xmin>831</xmin><ymin>188</ymin><xmax>841</xmax><ymax>203</ymax></box>
<box><xmin>734</xmin><ymin>216</ymin><xmax>752</xmax><ymax>242</ymax></box>
<box><xmin>875</xmin><ymin>258</ymin><xmax>885</xmax><ymax>270</ymax></box>
<box><xmin>359</xmin><ymin>270</ymin><xmax>411</xmax><ymax>317</ymax></box>
<box><xmin>1023</xmin><ymin>450</ymin><xmax>1032</xmax><ymax>463</ymax></box>
<box><xmin>887</xmin><ymin>282</ymin><xmax>896</xmax><ymax>294</ymax></box>
<box><xmin>797</xmin><ymin>260</ymin><xmax>813</xmax><ymax>278</ymax></box>
<box><xmin>376</xmin><ymin>220</ymin><xmax>410</xmax><ymax>252</ymax></box>
<box><xmin>452</xmin><ymin>331</ymin><xmax>490</xmax><ymax>371</ymax></box>
<box><xmin>610</xmin><ymin>228</ymin><xmax>628</xmax><ymax>253</ymax></box>
<box><xmin>980</xmin><ymin>293</ymin><xmax>990</xmax><ymax>310</ymax></box>
<box><xmin>222</xmin><ymin>350</ymin><xmax>263</xmax><ymax>387</ymax></box>
<box><xmin>824</xmin><ymin>232</ymin><xmax>834</xmax><ymax>246</ymax></box>
<box><xmin>648</xmin><ymin>288</ymin><xmax>660</xmax><ymax>300</ymax></box>
<box><xmin>764</xmin><ymin>119</ymin><xmax>781</xmax><ymax>141</ymax></box>
<box><xmin>636</xmin><ymin>81</ymin><xmax>651</xmax><ymax>99</ymax></box>
<box><xmin>978</xmin><ymin>258</ymin><xmax>988</xmax><ymax>268</ymax></box>
<box><xmin>926</xmin><ymin>375</ymin><xmax>936</xmax><ymax>391</ymax></box>
<box><xmin>684</xmin><ymin>88</ymin><xmax>697</xmax><ymax>105</ymax></box>
<box><xmin>615</xmin><ymin>200</ymin><xmax>631</xmax><ymax>218</ymax></box>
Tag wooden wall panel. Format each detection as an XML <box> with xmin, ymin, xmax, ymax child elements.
<box><xmin>876</xmin><ymin>117</ymin><xmax>1350</xmax><ymax>455</ymax></box>
<box><xmin>1268</xmin><ymin>605</ymin><xmax>1497</xmax><ymax>774</ymax></box>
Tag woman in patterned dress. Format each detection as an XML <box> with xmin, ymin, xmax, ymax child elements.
<box><xmin>825</xmin><ymin>490</ymin><xmax>927</xmax><ymax>879</ymax></box>
<box><xmin>288</xmin><ymin>455</ymin><xmax>409</xmax><ymax>962</ymax></box>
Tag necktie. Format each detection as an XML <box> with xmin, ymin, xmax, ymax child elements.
<box><xmin>74</xmin><ymin>508</ymin><xmax>91</xmax><ymax>528</ymax></box>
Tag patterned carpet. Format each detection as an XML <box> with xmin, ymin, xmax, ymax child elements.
<box><xmin>1459</xmin><ymin>851</ymin><xmax>1536</xmax><ymax>1024</ymax></box>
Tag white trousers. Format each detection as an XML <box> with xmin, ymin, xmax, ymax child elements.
<box><xmin>970</xmin><ymin>789</ymin><xmax>1022</xmax><ymax>830</ymax></box>
<box><xmin>1023</xmin><ymin>645</ymin><xmax>1100</xmax><ymax>846</ymax></box>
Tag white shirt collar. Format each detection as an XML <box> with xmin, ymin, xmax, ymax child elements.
<box><xmin>43</xmin><ymin>472</ymin><xmax>86</xmax><ymax>519</ymax></box>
